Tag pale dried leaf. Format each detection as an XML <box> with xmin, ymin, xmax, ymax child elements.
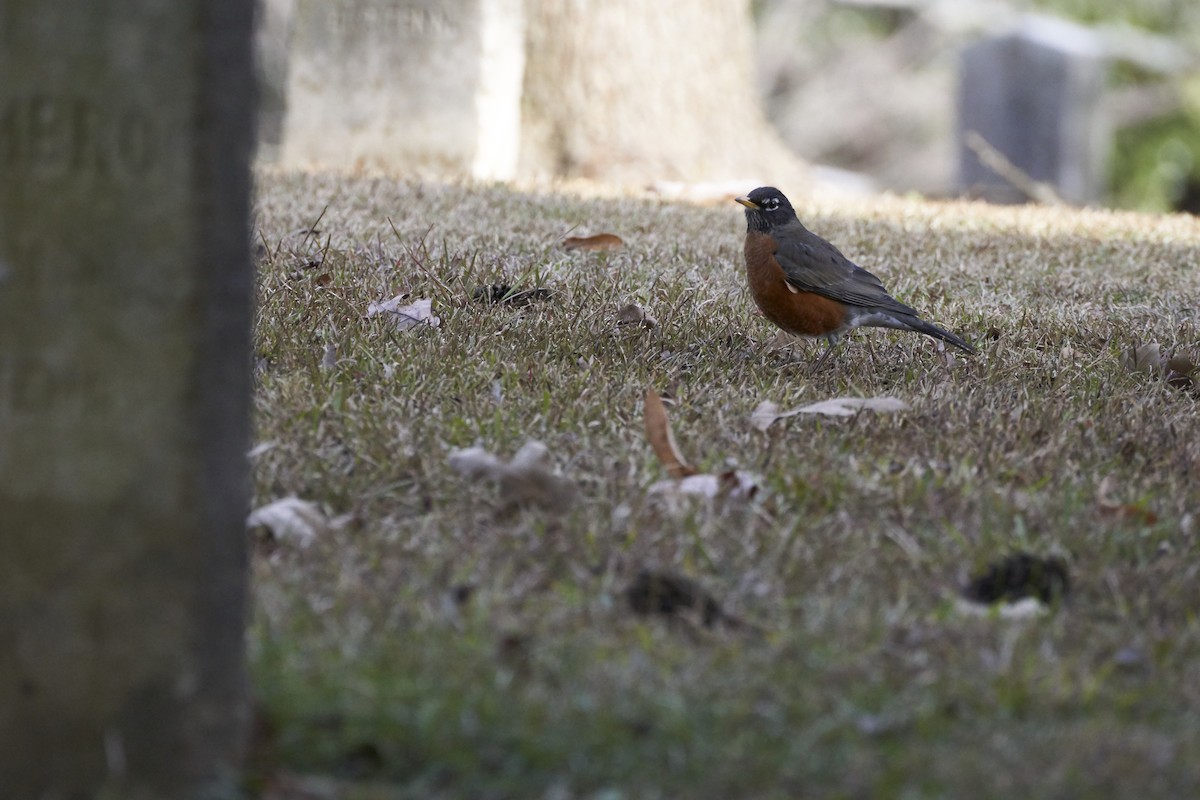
<box><xmin>795</xmin><ymin>397</ymin><xmax>910</xmax><ymax>417</ymax></box>
<box><xmin>367</xmin><ymin>295</ymin><xmax>441</xmax><ymax>331</ymax></box>
<box><xmin>246</xmin><ymin>497</ymin><xmax>327</xmax><ymax>547</ymax></box>
<box><xmin>750</xmin><ymin>401</ymin><xmax>781</xmax><ymax>432</ymax></box>
<box><xmin>649</xmin><ymin>469</ymin><xmax>759</xmax><ymax>500</ymax></box>
<box><xmin>320</xmin><ymin>343</ymin><xmax>337</xmax><ymax>370</ymax></box>
<box><xmin>506</xmin><ymin>440</ymin><xmax>554</xmax><ymax>473</ymax></box>
<box><xmin>447</xmin><ymin>446</ymin><xmax>505</xmax><ymax>479</ymax></box>
<box><xmin>448</xmin><ymin>440</ymin><xmax>578</xmax><ymax>513</ymax></box>
<box><xmin>954</xmin><ymin>596</ymin><xmax>1048</xmax><ymax>619</ymax></box>
<box><xmin>1121</xmin><ymin>342</ymin><xmax>1197</xmax><ymax>394</ymax></box>
<box><xmin>644</xmin><ymin>389</ymin><xmax>696</xmax><ymax>478</ymax></box>
<box><xmin>753</xmin><ymin>396</ymin><xmax>909</xmax><ymax>429</ymax></box>
<box><xmin>1121</xmin><ymin>342</ymin><xmax>1164</xmax><ymax>375</ymax></box>
<box><xmin>563</xmin><ymin>233</ymin><xmax>623</xmax><ymax>252</ymax></box>
<box><xmin>616</xmin><ymin>303</ymin><xmax>657</xmax><ymax>330</ymax></box>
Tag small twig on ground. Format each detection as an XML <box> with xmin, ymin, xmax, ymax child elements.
<box><xmin>965</xmin><ymin>130</ymin><xmax>1065</xmax><ymax>206</ymax></box>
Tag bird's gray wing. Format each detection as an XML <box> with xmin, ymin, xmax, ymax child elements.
<box><xmin>772</xmin><ymin>223</ymin><xmax>919</xmax><ymax>316</ymax></box>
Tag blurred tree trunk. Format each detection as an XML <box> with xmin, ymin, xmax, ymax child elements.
<box><xmin>520</xmin><ymin>0</ymin><xmax>806</xmax><ymax>187</ymax></box>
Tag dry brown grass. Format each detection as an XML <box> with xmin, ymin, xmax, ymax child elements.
<box><xmin>248</xmin><ymin>169</ymin><xmax>1200</xmax><ymax>799</ymax></box>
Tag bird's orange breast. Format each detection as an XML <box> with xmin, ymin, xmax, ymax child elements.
<box><xmin>744</xmin><ymin>231</ymin><xmax>847</xmax><ymax>338</ymax></box>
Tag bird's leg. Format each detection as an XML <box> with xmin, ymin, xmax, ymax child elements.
<box><xmin>812</xmin><ymin>335</ymin><xmax>840</xmax><ymax>369</ymax></box>
<box><xmin>864</xmin><ymin>336</ymin><xmax>878</xmax><ymax>370</ymax></box>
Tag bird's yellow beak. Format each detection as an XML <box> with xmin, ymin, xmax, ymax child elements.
<box><xmin>734</xmin><ymin>196</ymin><xmax>759</xmax><ymax>209</ymax></box>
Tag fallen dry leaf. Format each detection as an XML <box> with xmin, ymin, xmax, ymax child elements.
<box><xmin>644</xmin><ymin>389</ymin><xmax>696</xmax><ymax>478</ymax></box>
<box><xmin>750</xmin><ymin>402</ymin><xmax>782</xmax><ymax>432</ymax></box>
<box><xmin>625</xmin><ymin>569</ymin><xmax>725</xmax><ymax>628</ymax></box>
<box><xmin>649</xmin><ymin>469</ymin><xmax>759</xmax><ymax>501</ymax></box>
<box><xmin>1121</xmin><ymin>341</ymin><xmax>1197</xmax><ymax>394</ymax></box>
<box><xmin>448</xmin><ymin>447</ymin><xmax>504</xmax><ymax>478</ymax></box>
<box><xmin>751</xmin><ymin>396</ymin><xmax>909</xmax><ymax>430</ymax></box>
<box><xmin>320</xmin><ymin>343</ymin><xmax>337</xmax><ymax>371</ymax></box>
<box><xmin>366</xmin><ymin>295</ymin><xmax>441</xmax><ymax>331</ymax></box>
<box><xmin>616</xmin><ymin>303</ymin><xmax>657</xmax><ymax>330</ymax></box>
<box><xmin>246</xmin><ymin>497</ymin><xmax>329</xmax><ymax>548</ymax></box>
<box><xmin>961</xmin><ymin>552</ymin><xmax>1070</xmax><ymax>606</ymax></box>
<box><xmin>472</xmin><ymin>284</ymin><xmax>553</xmax><ymax>307</ymax></box>
<box><xmin>1121</xmin><ymin>342</ymin><xmax>1166</xmax><ymax>376</ymax></box>
<box><xmin>563</xmin><ymin>233</ymin><xmax>624</xmax><ymax>252</ymax></box>
<box><xmin>1165</xmin><ymin>354</ymin><xmax>1197</xmax><ymax>392</ymax></box>
<box><xmin>953</xmin><ymin>596</ymin><xmax>1049</xmax><ymax>620</ymax></box>
<box><xmin>1096</xmin><ymin>475</ymin><xmax>1158</xmax><ymax>524</ymax></box>
<box><xmin>448</xmin><ymin>440</ymin><xmax>578</xmax><ymax>513</ymax></box>
<box><xmin>644</xmin><ymin>390</ymin><xmax>760</xmax><ymax>500</ymax></box>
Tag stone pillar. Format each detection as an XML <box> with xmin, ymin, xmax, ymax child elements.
<box><xmin>0</xmin><ymin>1</ymin><xmax>256</xmax><ymax>797</ymax></box>
<box><xmin>958</xmin><ymin>15</ymin><xmax>1109</xmax><ymax>205</ymax></box>
<box><xmin>279</xmin><ymin>0</ymin><xmax>525</xmax><ymax>179</ymax></box>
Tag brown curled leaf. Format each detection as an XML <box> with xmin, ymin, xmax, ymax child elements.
<box><xmin>644</xmin><ymin>389</ymin><xmax>696</xmax><ymax>479</ymax></box>
<box><xmin>563</xmin><ymin>233</ymin><xmax>624</xmax><ymax>252</ymax></box>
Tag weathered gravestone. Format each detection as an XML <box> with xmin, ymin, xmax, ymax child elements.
<box><xmin>958</xmin><ymin>15</ymin><xmax>1108</xmax><ymax>205</ymax></box>
<box><xmin>279</xmin><ymin>0</ymin><xmax>525</xmax><ymax>178</ymax></box>
<box><xmin>0</xmin><ymin>1</ymin><xmax>256</xmax><ymax>797</ymax></box>
<box><xmin>277</xmin><ymin>0</ymin><xmax>806</xmax><ymax>187</ymax></box>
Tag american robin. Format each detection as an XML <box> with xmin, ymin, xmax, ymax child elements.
<box><xmin>735</xmin><ymin>187</ymin><xmax>976</xmax><ymax>363</ymax></box>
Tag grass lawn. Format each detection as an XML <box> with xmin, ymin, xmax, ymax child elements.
<box><xmin>248</xmin><ymin>170</ymin><xmax>1200</xmax><ymax>799</ymax></box>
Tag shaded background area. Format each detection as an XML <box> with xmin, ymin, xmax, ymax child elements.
<box><xmin>753</xmin><ymin>0</ymin><xmax>1200</xmax><ymax>211</ymax></box>
<box><xmin>257</xmin><ymin>0</ymin><xmax>1200</xmax><ymax>212</ymax></box>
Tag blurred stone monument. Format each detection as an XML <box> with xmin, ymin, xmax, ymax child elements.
<box><xmin>958</xmin><ymin>15</ymin><xmax>1109</xmax><ymax>205</ymax></box>
<box><xmin>275</xmin><ymin>0</ymin><xmax>805</xmax><ymax>188</ymax></box>
<box><xmin>0</xmin><ymin>0</ymin><xmax>256</xmax><ymax>796</ymax></box>
<box><xmin>280</xmin><ymin>0</ymin><xmax>525</xmax><ymax>179</ymax></box>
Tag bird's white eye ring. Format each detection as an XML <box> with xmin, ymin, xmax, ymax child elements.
<box><xmin>765</xmin><ymin>198</ymin><xmax>779</xmax><ymax>210</ymax></box>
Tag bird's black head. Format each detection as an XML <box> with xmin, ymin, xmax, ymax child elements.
<box><xmin>734</xmin><ymin>186</ymin><xmax>797</xmax><ymax>232</ymax></box>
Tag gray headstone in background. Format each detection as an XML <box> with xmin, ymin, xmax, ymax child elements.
<box><xmin>958</xmin><ymin>15</ymin><xmax>1109</xmax><ymax>205</ymax></box>
<box><xmin>0</xmin><ymin>1</ymin><xmax>255</xmax><ymax>797</ymax></box>
<box><xmin>279</xmin><ymin>0</ymin><xmax>524</xmax><ymax>178</ymax></box>
<box><xmin>258</xmin><ymin>0</ymin><xmax>297</xmax><ymax>156</ymax></box>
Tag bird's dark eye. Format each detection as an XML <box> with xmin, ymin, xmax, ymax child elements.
<box><xmin>764</xmin><ymin>198</ymin><xmax>780</xmax><ymax>210</ymax></box>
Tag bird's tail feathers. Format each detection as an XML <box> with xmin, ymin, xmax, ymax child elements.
<box><xmin>905</xmin><ymin>316</ymin><xmax>977</xmax><ymax>355</ymax></box>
